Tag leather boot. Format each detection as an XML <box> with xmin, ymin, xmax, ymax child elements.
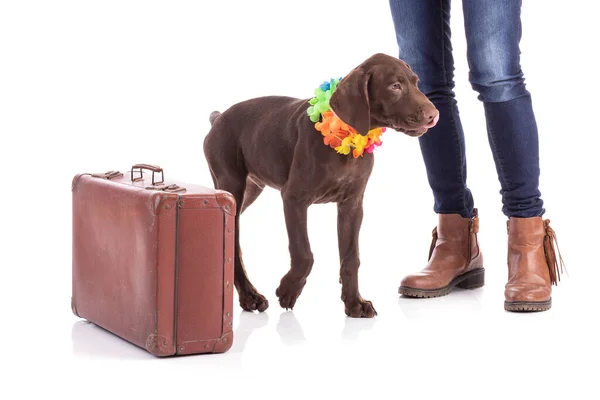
<box><xmin>399</xmin><ymin>209</ymin><xmax>484</xmax><ymax>298</ymax></box>
<box><xmin>505</xmin><ymin>216</ymin><xmax>565</xmax><ymax>312</ymax></box>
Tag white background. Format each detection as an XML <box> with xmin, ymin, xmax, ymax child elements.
<box><xmin>1</xmin><ymin>1</ymin><xmax>599</xmax><ymax>399</ymax></box>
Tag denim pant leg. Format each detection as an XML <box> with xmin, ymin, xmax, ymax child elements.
<box><xmin>389</xmin><ymin>0</ymin><xmax>475</xmax><ymax>219</ymax></box>
<box><xmin>463</xmin><ymin>0</ymin><xmax>545</xmax><ymax>217</ymax></box>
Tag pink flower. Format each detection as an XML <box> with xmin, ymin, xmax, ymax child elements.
<box><xmin>364</xmin><ymin>138</ymin><xmax>383</xmax><ymax>154</ymax></box>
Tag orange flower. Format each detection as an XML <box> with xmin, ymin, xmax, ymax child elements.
<box><xmin>316</xmin><ymin>112</ymin><xmax>348</xmax><ymax>149</ymax></box>
<box><xmin>324</xmin><ymin>133</ymin><xmax>343</xmax><ymax>148</ymax></box>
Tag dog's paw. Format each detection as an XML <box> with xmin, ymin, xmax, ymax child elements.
<box><xmin>239</xmin><ymin>291</ymin><xmax>269</xmax><ymax>313</ymax></box>
<box><xmin>344</xmin><ymin>298</ymin><xmax>377</xmax><ymax>318</ymax></box>
<box><xmin>275</xmin><ymin>278</ymin><xmax>306</xmax><ymax>310</ymax></box>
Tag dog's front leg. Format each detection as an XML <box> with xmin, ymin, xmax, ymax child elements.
<box><xmin>337</xmin><ymin>198</ymin><xmax>377</xmax><ymax>318</ymax></box>
<box><xmin>275</xmin><ymin>196</ymin><xmax>313</xmax><ymax>310</ymax></box>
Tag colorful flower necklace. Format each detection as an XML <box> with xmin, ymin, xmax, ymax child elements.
<box><xmin>307</xmin><ymin>77</ymin><xmax>385</xmax><ymax>158</ymax></box>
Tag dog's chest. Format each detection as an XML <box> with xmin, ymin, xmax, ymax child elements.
<box><xmin>312</xmin><ymin>154</ymin><xmax>374</xmax><ymax>203</ymax></box>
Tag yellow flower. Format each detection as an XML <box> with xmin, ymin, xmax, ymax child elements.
<box><xmin>351</xmin><ymin>134</ymin><xmax>369</xmax><ymax>158</ymax></box>
<box><xmin>369</xmin><ymin>128</ymin><xmax>383</xmax><ymax>143</ymax></box>
<box><xmin>335</xmin><ymin>136</ymin><xmax>353</xmax><ymax>155</ymax></box>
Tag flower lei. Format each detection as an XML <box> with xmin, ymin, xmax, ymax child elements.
<box><xmin>307</xmin><ymin>77</ymin><xmax>385</xmax><ymax>158</ymax></box>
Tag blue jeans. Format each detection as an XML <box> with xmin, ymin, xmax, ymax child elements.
<box><xmin>389</xmin><ymin>0</ymin><xmax>544</xmax><ymax>218</ymax></box>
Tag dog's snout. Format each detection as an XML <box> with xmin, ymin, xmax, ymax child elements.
<box><xmin>424</xmin><ymin>107</ymin><xmax>437</xmax><ymax>122</ymax></box>
<box><xmin>423</xmin><ymin>105</ymin><xmax>440</xmax><ymax>129</ymax></box>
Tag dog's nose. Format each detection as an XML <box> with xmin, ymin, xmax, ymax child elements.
<box><xmin>423</xmin><ymin>108</ymin><xmax>440</xmax><ymax>129</ymax></box>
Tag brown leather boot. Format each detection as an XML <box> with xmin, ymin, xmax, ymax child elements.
<box><xmin>399</xmin><ymin>209</ymin><xmax>484</xmax><ymax>298</ymax></box>
<box><xmin>505</xmin><ymin>217</ymin><xmax>565</xmax><ymax>312</ymax></box>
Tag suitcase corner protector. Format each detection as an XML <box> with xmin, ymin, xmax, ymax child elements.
<box><xmin>215</xmin><ymin>191</ymin><xmax>237</xmax><ymax>216</ymax></box>
<box><xmin>145</xmin><ymin>334</ymin><xmax>175</xmax><ymax>357</ymax></box>
<box><xmin>212</xmin><ymin>330</ymin><xmax>234</xmax><ymax>354</ymax></box>
<box><xmin>149</xmin><ymin>192</ymin><xmax>178</xmax><ymax>216</ymax></box>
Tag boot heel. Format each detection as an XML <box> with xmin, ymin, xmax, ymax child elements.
<box><xmin>456</xmin><ymin>269</ymin><xmax>485</xmax><ymax>289</ymax></box>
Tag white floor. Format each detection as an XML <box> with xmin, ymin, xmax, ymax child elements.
<box><xmin>2</xmin><ymin>1</ymin><xmax>599</xmax><ymax>399</ymax></box>
<box><xmin>9</xmin><ymin>205</ymin><xmax>599</xmax><ymax>399</ymax></box>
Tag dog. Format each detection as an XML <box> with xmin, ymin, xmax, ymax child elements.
<box><xmin>203</xmin><ymin>53</ymin><xmax>439</xmax><ymax>318</ymax></box>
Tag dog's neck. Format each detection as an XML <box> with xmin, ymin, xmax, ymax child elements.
<box><xmin>306</xmin><ymin>78</ymin><xmax>385</xmax><ymax>159</ymax></box>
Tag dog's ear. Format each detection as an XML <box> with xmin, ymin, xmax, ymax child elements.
<box><xmin>330</xmin><ymin>68</ymin><xmax>371</xmax><ymax>136</ymax></box>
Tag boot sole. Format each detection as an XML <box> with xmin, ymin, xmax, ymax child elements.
<box><xmin>398</xmin><ymin>268</ymin><xmax>485</xmax><ymax>298</ymax></box>
<box><xmin>504</xmin><ymin>299</ymin><xmax>551</xmax><ymax>312</ymax></box>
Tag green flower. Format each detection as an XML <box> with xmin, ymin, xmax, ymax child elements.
<box><xmin>307</xmin><ymin>78</ymin><xmax>341</xmax><ymax>122</ymax></box>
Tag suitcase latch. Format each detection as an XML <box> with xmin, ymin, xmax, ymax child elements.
<box><xmin>145</xmin><ymin>184</ymin><xmax>187</xmax><ymax>193</ymax></box>
<box><xmin>91</xmin><ymin>170</ymin><xmax>123</xmax><ymax>179</ymax></box>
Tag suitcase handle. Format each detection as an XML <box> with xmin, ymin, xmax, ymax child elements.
<box><xmin>131</xmin><ymin>164</ymin><xmax>164</xmax><ymax>185</ymax></box>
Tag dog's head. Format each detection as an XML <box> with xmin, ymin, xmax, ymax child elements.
<box><xmin>330</xmin><ymin>53</ymin><xmax>439</xmax><ymax>137</ymax></box>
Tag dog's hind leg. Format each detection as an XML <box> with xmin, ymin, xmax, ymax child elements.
<box><xmin>205</xmin><ymin>158</ymin><xmax>269</xmax><ymax>313</ymax></box>
<box><xmin>240</xmin><ymin>178</ymin><xmax>264</xmax><ymax>214</ymax></box>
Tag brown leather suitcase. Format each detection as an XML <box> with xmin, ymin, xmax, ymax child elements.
<box><xmin>71</xmin><ymin>164</ymin><xmax>235</xmax><ymax>356</ymax></box>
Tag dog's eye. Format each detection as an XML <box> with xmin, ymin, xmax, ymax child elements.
<box><xmin>390</xmin><ymin>83</ymin><xmax>402</xmax><ymax>91</ymax></box>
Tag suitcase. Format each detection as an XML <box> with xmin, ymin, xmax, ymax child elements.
<box><xmin>71</xmin><ymin>164</ymin><xmax>235</xmax><ymax>356</ymax></box>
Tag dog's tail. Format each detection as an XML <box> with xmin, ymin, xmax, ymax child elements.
<box><xmin>209</xmin><ymin>111</ymin><xmax>221</xmax><ymax>126</ymax></box>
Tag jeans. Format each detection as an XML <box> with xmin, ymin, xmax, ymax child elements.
<box><xmin>389</xmin><ymin>0</ymin><xmax>545</xmax><ymax>218</ymax></box>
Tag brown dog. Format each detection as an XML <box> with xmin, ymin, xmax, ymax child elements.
<box><xmin>203</xmin><ymin>53</ymin><xmax>438</xmax><ymax>317</ymax></box>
